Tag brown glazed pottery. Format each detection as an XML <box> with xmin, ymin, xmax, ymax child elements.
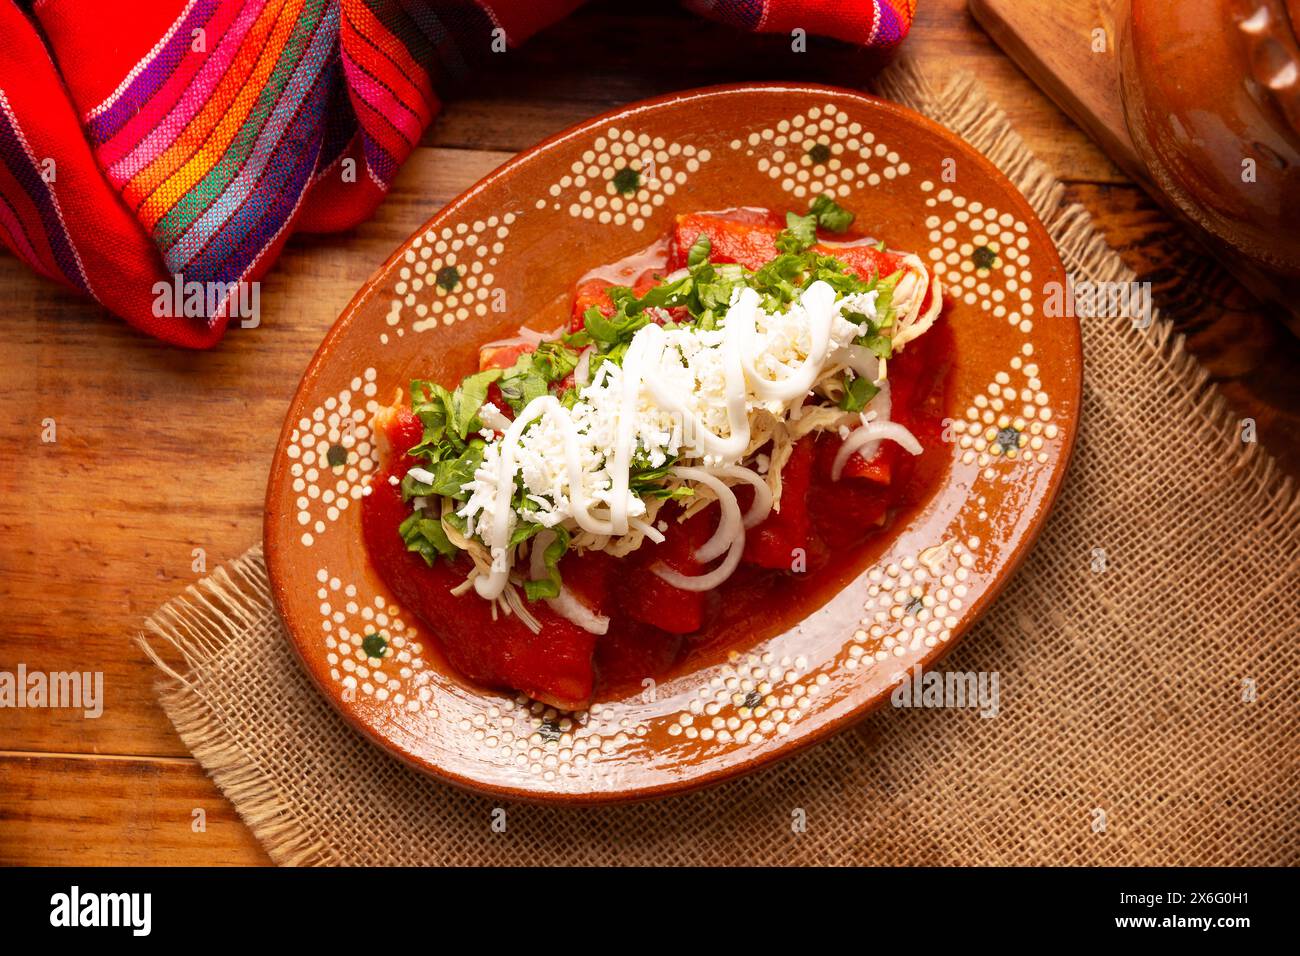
<box><xmin>1120</xmin><ymin>0</ymin><xmax>1300</xmax><ymax>292</ymax></box>
<box><xmin>264</xmin><ymin>84</ymin><xmax>1082</xmax><ymax>803</ymax></box>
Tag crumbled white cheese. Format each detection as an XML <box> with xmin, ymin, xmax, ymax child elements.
<box><xmin>448</xmin><ymin>280</ymin><xmax>877</xmax><ymax>589</ymax></box>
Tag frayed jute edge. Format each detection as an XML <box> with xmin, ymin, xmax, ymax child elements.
<box><xmin>135</xmin><ymin>545</ymin><xmax>336</xmax><ymax>866</ymax></box>
<box><xmin>875</xmin><ymin>62</ymin><xmax>1300</xmax><ymax>531</ymax></box>
<box><xmin>136</xmin><ymin>67</ymin><xmax>1300</xmax><ymax>868</ymax></box>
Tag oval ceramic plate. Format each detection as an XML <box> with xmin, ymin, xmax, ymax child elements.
<box><xmin>265</xmin><ymin>84</ymin><xmax>1081</xmax><ymax>803</ymax></box>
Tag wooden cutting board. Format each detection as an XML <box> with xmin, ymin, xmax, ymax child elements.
<box><xmin>968</xmin><ymin>0</ymin><xmax>1143</xmax><ymax>176</ymax></box>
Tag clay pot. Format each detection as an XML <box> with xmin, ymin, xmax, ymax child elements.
<box><xmin>1119</xmin><ymin>0</ymin><xmax>1300</xmax><ymax>287</ymax></box>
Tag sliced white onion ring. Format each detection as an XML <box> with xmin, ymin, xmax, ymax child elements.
<box><xmin>629</xmin><ymin>516</ymin><xmax>665</xmax><ymax>544</ymax></box>
<box><xmin>672</xmin><ymin>466</ymin><xmax>743</xmax><ymax>562</ymax></box>
<box><xmin>831</xmin><ymin>418</ymin><xmax>923</xmax><ymax>482</ymax></box>
<box><xmin>652</xmin><ymin>467</ymin><xmax>746</xmax><ymax>591</ymax></box>
<box><xmin>830</xmin><ymin>344</ymin><xmax>881</xmax><ymax>382</ymax></box>
<box><xmin>574</xmin><ymin>346</ymin><xmax>593</xmax><ymax>387</ymax></box>
<box><xmin>709</xmin><ymin>464</ymin><xmax>773</xmax><ymax>528</ymax></box>
<box><xmin>529</xmin><ymin>530</ymin><xmax>610</xmax><ymax>635</ymax></box>
<box><xmin>545</xmin><ymin>588</ymin><xmax>610</xmax><ymax>635</ymax></box>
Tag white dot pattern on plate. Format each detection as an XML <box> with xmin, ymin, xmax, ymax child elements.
<box><xmin>728</xmin><ymin>102</ymin><xmax>911</xmax><ymax>200</ymax></box>
<box><xmin>286</xmin><ymin>370</ymin><xmax>380</xmax><ymax>547</ymax></box>
<box><xmin>921</xmin><ymin>180</ymin><xmax>1035</xmax><ymax>331</ymax></box>
<box><xmin>464</xmin><ymin>697</ymin><xmax>643</xmax><ymax>783</ymax></box>
<box><xmin>316</xmin><ymin>567</ymin><xmax>436</xmax><ymax>713</ymax></box>
<box><xmin>536</xmin><ymin>127</ymin><xmax>713</xmax><ymax>232</ymax></box>
<box><xmin>673</xmin><ymin>650</ymin><xmax>828</xmax><ymax>743</ymax></box>
<box><xmin>383</xmin><ymin>214</ymin><xmax>516</xmax><ymax>343</ymax></box>
<box><xmin>848</xmin><ymin>537</ymin><xmax>980</xmax><ymax>668</ymax></box>
<box><xmin>951</xmin><ymin>344</ymin><xmax>1058</xmax><ymax>480</ymax></box>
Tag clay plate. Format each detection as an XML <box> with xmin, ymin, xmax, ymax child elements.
<box><xmin>265</xmin><ymin>84</ymin><xmax>1081</xmax><ymax>803</ymax></box>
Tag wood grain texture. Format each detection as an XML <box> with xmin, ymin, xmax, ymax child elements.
<box><xmin>968</xmin><ymin>0</ymin><xmax>1134</xmax><ymax>172</ymax></box>
<box><xmin>0</xmin><ymin>0</ymin><xmax>1296</xmax><ymax>865</ymax></box>
<box><xmin>0</xmin><ymin>754</ymin><xmax>270</xmax><ymax>865</ymax></box>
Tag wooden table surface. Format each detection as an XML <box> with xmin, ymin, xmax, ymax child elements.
<box><xmin>2</xmin><ymin>0</ymin><xmax>1297</xmax><ymax>866</ymax></box>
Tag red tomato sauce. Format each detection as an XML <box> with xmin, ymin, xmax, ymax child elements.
<box><xmin>362</xmin><ymin>210</ymin><xmax>954</xmax><ymax>709</ymax></box>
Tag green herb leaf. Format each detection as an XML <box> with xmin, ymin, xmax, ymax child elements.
<box><xmin>779</xmin><ymin>211</ymin><xmax>817</xmax><ymax>253</ymax></box>
<box><xmin>509</xmin><ymin>521</ymin><xmax>546</xmax><ymax>548</ymax></box>
<box><xmin>449</xmin><ymin>368</ymin><xmax>503</xmax><ymax>440</ymax></box>
<box><xmin>498</xmin><ymin>351</ymin><xmax>550</xmax><ymax>413</ymax></box>
<box><xmin>409</xmin><ymin>379</ymin><xmax>452</xmax><ymax>447</ymax></box>
<box><xmin>432</xmin><ymin>442</ymin><xmax>484</xmax><ymax>496</ymax></box>
<box><xmin>523</xmin><ymin>527</ymin><xmax>570</xmax><ymax>601</ymax></box>
<box><xmin>531</xmin><ymin>341</ymin><xmax>579</xmax><ymax>382</ymax></box>
<box><xmin>398</xmin><ymin>511</ymin><xmax>459</xmax><ymax>565</ymax></box>
<box><xmin>838</xmin><ymin>373</ymin><xmax>880</xmax><ymax>412</ymax></box>
<box><xmin>686</xmin><ymin>234</ymin><xmax>712</xmax><ymax>268</ymax></box>
<box><xmin>810</xmin><ymin>194</ymin><xmax>855</xmax><ymax>233</ymax></box>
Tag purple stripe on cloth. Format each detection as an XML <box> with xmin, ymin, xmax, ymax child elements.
<box><xmin>105</xmin><ymin>0</ymin><xmax>270</xmax><ymax>182</ymax></box>
<box><xmin>0</xmin><ymin>191</ymin><xmax>44</xmax><ymax>268</ymax></box>
<box><xmin>684</xmin><ymin>0</ymin><xmax>767</xmax><ymax>30</ymax></box>
<box><xmin>340</xmin><ymin>46</ymin><xmax>422</xmax><ymax>148</ymax></box>
<box><xmin>0</xmin><ymin>98</ymin><xmax>92</xmax><ymax>295</ymax></box>
<box><xmin>87</xmin><ymin>0</ymin><xmax>224</xmax><ymax>145</ymax></box>
<box><xmin>165</xmin><ymin>0</ymin><xmax>337</xmax><ymax>269</ymax></box>
<box><xmin>183</xmin><ymin>63</ymin><xmax>331</xmax><ymax>285</ymax></box>
<box><xmin>876</xmin><ymin>4</ymin><xmax>905</xmax><ymax>45</ymax></box>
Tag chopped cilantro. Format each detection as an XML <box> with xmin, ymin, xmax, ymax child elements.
<box><xmin>523</xmin><ymin>527</ymin><xmax>570</xmax><ymax>601</ymax></box>
<box><xmin>779</xmin><ymin>211</ymin><xmax>818</xmax><ymax>253</ymax></box>
<box><xmin>398</xmin><ymin>511</ymin><xmax>459</xmax><ymax>565</ymax></box>
<box><xmin>810</xmin><ymin>194</ymin><xmax>854</xmax><ymax>233</ymax></box>
<box><xmin>839</xmin><ymin>372</ymin><xmax>880</xmax><ymax>412</ymax></box>
<box><xmin>686</xmin><ymin>234</ymin><xmax>711</xmax><ymax>268</ymax></box>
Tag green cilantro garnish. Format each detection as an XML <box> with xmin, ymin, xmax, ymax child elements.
<box><xmin>686</xmin><ymin>234</ymin><xmax>712</xmax><ymax>268</ymax></box>
<box><xmin>810</xmin><ymin>194</ymin><xmax>854</xmax><ymax>233</ymax></box>
<box><xmin>776</xmin><ymin>195</ymin><xmax>857</xmax><ymax>254</ymax></box>
<box><xmin>845</xmin><ymin>308</ymin><xmax>895</xmax><ymax>361</ymax></box>
<box><xmin>523</xmin><ymin>527</ymin><xmax>570</xmax><ymax>601</ymax></box>
<box><xmin>839</xmin><ymin>372</ymin><xmax>880</xmax><ymax>412</ymax></box>
<box><xmin>398</xmin><ymin>511</ymin><xmax>458</xmax><ymax>565</ymax></box>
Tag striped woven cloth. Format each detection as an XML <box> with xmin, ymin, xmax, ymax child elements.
<box><xmin>0</xmin><ymin>0</ymin><xmax>916</xmax><ymax>347</ymax></box>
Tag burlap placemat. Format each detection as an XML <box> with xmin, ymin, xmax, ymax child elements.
<box><xmin>137</xmin><ymin>67</ymin><xmax>1300</xmax><ymax>866</ymax></box>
